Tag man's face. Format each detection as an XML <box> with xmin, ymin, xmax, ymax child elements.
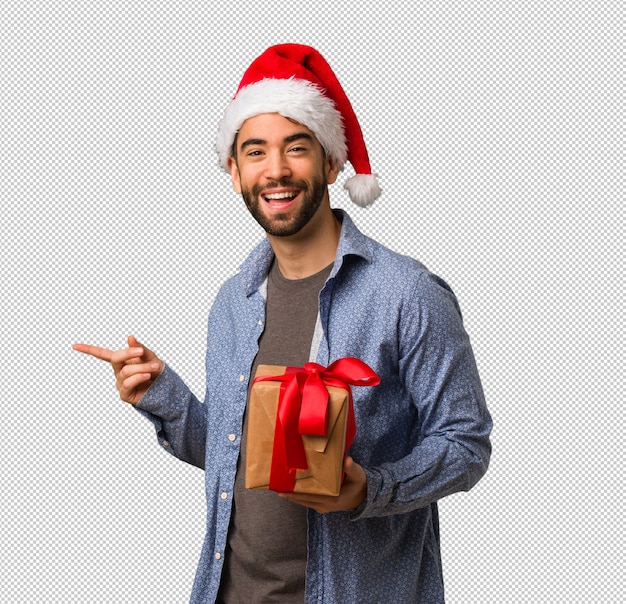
<box><xmin>228</xmin><ymin>113</ymin><xmax>338</xmax><ymax>238</ymax></box>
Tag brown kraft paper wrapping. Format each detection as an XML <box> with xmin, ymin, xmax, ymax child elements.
<box><xmin>245</xmin><ymin>364</ymin><xmax>350</xmax><ymax>496</ymax></box>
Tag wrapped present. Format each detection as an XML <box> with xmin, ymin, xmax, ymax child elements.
<box><xmin>245</xmin><ymin>358</ymin><xmax>380</xmax><ymax>495</ymax></box>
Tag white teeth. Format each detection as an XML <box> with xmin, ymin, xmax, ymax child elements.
<box><xmin>264</xmin><ymin>192</ymin><xmax>297</xmax><ymax>200</ymax></box>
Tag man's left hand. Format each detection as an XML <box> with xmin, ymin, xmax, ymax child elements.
<box><xmin>278</xmin><ymin>456</ymin><xmax>366</xmax><ymax>514</ymax></box>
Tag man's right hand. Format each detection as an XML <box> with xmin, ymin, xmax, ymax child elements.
<box><xmin>73</xmin><ymin>335</ymin><xmax>163</xmax><ymax>405</ymax></box>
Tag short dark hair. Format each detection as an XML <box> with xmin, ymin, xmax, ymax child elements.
<box><xmin>230</xmin><ymin>134</ymin><xmax>238</xmax><ymax>162</ymax></box>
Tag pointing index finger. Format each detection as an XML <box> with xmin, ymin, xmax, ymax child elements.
<box><xmin>72</xmin><ymin>343</ymin><xmax>115</xmax><ymax>362</ymax></box>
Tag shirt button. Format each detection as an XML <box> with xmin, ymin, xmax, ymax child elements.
<box><xmin>215</xmin><ymin>552</ymin><xmax>222</xmax><ymax>560</ymax></box>
<box><xmin>228</xmin><ymin>434</ymin><xmax>236</xmax><ymax>442</ymax></box>
<box><xmin>220</xmin><ymin>492</ymin><xmax>228</xmax><ymax>500</ymax></box>
<box><xmin>239</xmin><ymin>374</ymin><xmax>245</xmax><ymax>382</ymax></box>
<box><xmin>162</xmin><ymin>440</ymin><xmax>169</xmax><ymax>447</ymax></box>
<box><xmin>258</xmin><ymin>320</ymin><xmax>263</xmax><ymax>327</ymax></box>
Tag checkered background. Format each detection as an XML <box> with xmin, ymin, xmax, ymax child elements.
<box><xmin>1</xmin><ymin>1</ymin><xmax>622</xmax><ymax>602</ymax></box>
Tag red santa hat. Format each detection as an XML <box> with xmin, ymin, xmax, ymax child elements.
<box><xmin>216</xmin><ymin>43</ymin><xmax>381</xmax><ymax>207</ymax></box>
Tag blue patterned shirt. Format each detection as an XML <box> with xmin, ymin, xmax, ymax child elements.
<box><xmin>136</xmin><ymin>210</ymin><xmax>492</xmax><ymax>603</ymax></box>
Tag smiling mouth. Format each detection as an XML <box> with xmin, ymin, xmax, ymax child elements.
<box><xmin>261</xmin><ymin>190</ymin><xmax>301</xmax><ymax>211</ymax></box>
<box><xmin>263</xmin><ymin>191</ymin><xmax>299</xmax><ymax>202</ymax></box>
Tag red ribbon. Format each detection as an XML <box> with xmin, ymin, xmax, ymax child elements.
<box><xmin>252</xmin><ymin>357</ymin><xmax>380</xmax><ymax>492</ymax></box>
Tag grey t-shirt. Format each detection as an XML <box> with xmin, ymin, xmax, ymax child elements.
<box><xmin>217</xmin><ymin>260</ymin><xmax>332</xmax><ymax>603</ymax></box>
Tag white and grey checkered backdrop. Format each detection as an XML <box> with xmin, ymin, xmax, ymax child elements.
<box><xmin>1</xmin><ymin>1</ymin><xmax>622</xmax><ymax>602</ymax></box>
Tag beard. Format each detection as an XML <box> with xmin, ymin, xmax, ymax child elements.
<box><xmin>241</xmin><ymin>175</ymin><xmax>328</xmax><ymax>237</ymax></box>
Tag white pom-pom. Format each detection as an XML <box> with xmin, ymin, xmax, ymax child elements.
<box><xmin>343</xmin><ymin>174</ymin><xmax>382</xmax><ymax>207</ymax></box>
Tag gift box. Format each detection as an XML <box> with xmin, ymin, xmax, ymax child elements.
<box><xmin>245</xmin><ymin>359</ymin><xmax>380</xmax><ymax>495</ymax></box>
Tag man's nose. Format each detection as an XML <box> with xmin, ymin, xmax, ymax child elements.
<box><xmin>263</xmin><ymin>151</ymin><xmax>292</xmax><ymax>181</ymax></box>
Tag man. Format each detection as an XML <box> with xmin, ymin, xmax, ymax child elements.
<box><xmin>74</xmin><ymin>44</ymin><xmax>492</xmax><ymax>603</ymax></box>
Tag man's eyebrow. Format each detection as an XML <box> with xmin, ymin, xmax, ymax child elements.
<box><xmin>239</xmin><ymin>132</ymin><xmax>313</xmax><ymax>152</ymax></box>
<box><xmin>239</xmin><ymin>138</ymin><xmax>266</xmax><ymax>151</ymax></box>
<box><xmin>284</xmin><ymin>132</ymin><xmax>313</xmax><ymax>144</ymax></box>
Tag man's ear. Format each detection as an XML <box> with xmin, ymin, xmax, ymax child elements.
<box><xmin>227</xmin><ymin>156</ymin><xmax>242</xmax><ymax>194</ymax></box>
<box><xmin>325</xmin><ymin>156</ymin><xmax>339</xmax><ymax>185</ymax></box>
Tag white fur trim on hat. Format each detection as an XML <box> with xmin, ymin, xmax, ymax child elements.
<box><xmin>217</xmin><ymin>78</ymin><xmax>347</xmax><ymax>171</ymax></box>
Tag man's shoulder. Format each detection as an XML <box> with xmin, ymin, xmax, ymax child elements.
<box><xmin>339</xmin><ymin>211</ymin><xmax>428</xmax><ymax>275</ymax></box>
<box><xmin>349</xmin><ymin>230</ymin><xmax>431</xmax><ymax>284</ymax></box>
<box><xmin>342</xmin><ymin>225</ymin><xmax>458</xmax><ymax>309</ymax></box>
<box><xmin>370</xmin><ymin>236</ymin><xmax>427</xmax><ymax>270</ymax></box>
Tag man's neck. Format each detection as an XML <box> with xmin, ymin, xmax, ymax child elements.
<box><xmin>268</xmin><ymin>207</ymin><xmax>341</xmax><ymax>280</ymax></box>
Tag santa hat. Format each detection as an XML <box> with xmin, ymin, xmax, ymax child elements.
<box><xmin>216</xmin><ymin>43</ymin><xmax>381</xmax><ymax>207</ymax></box>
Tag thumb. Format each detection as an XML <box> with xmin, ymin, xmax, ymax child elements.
<box><xmin>342</xmin><ymin>456</ymin><xmax>367</xmax><ymax>508</ymax></box>
<box><xmin>343</xmin><ymin>456</ymin><xmax>360</xmax><ymax>480</ymax></box>
<box><xmin>127</xmin><ymin>335</ymin><xmax>150</xmax><ymax>355</ymax></box>
<box><xmin>127</xmin><ymin>334</ymin><xmax>162</xmax><ymax>370</ymax></box>
<box><xmin>124</xmin><ymin>335</ymin><xmax>144</xmax><ymax>365</ymax></box>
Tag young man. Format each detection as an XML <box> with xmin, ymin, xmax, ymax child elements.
<box><xmin>74</xmin><ymin>44</ymin><xmax>492</xmax><ymax>603</ymax></box>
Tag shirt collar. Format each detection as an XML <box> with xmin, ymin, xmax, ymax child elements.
<box><xmin>239</xmin><ymin>209</ymin><xmax>373</xmax><ymax>296</ymax></box>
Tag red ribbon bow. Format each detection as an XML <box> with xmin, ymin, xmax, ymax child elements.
<box><xmin>252</xmin><ymin>357</ymin><xmax>380</xmax><ymax>492</ymax></box>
